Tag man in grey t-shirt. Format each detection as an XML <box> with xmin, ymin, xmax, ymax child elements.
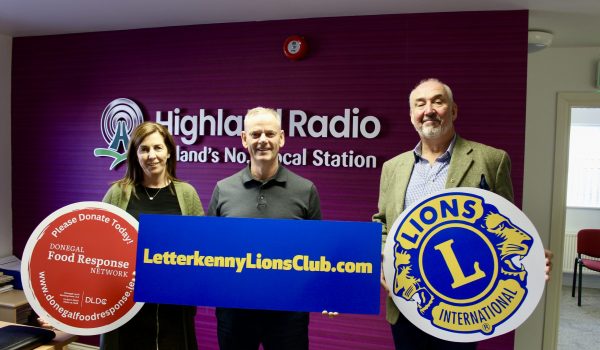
<box><xmin>208</xmin><ymin>107</ymin><xmax>321</xmax><ymax>350</ymax></box>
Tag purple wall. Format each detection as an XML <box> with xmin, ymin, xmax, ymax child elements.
<box><xmin>12</xmin><ymin>10</ymin><xmax>528</xmax><ymax>349</ymax></box>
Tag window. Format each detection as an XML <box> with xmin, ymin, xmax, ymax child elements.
<box><xmin>567</xmin><ymin>108</ymin><xmax>600</xmax><ymax>208</ymax></box>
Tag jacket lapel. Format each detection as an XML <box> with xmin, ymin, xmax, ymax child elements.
<box><xmin>391</xmin><ymin>153</ymin><xmax>415</xmax><ymax>219</ymax></box>
<box><xmin>446</xmin><ymin>136</ymin><xmax>474</xmax><ymax>188</ymax></box>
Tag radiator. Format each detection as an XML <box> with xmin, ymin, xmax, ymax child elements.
<box><xmin>563</xmin><ymin>232</ymin><xmax>600</xmax><ymax>274</ymax></box>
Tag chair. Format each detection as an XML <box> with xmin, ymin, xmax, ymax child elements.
<box><xmin>571</xmin><ymin>229</ymin><xmax>600</xmax><ymax>306</ymax></box>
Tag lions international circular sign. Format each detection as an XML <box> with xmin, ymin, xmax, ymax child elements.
<box><xmin>21</xmin><ymin>202</ymin><xmax>143</xmax><ymax>335</ymax></box>
<box><xmin>382</xmin><ymin>188</ymin><xmax>546</xmax><ymax>342</ymax></box>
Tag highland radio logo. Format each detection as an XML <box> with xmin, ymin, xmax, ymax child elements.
<box><xmin>383</xmin><ymin>188</ymin><xmax>546</xmax><ymax>342</ymax></box>
<box><xmin>93</xmin><ymin>99</ymin><xmax>144</xmax><ymax>170</ymax></box>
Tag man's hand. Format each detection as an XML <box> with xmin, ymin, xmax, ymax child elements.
<box><xmin>321</xmin><ymin>310</ymin><xmax>339</xmax><ymax>318</ymax></box>
<box><xmin>544</xmin><ymin>249</ymin><xmax>554</xmax><ymax>281</ymax></box>
<box><xmin>381</xmin><ymin>256</ymin><xmax>391</xmax><ymax>296</ymax></box>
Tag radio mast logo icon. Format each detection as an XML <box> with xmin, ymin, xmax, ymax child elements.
<box><xmin>93</xmin><ymin>98</ymin><xmax>144</xmax><ymax>170</ymax></box>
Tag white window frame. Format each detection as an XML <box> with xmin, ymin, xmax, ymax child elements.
<box><xmin>566</xmin><ymin>109</ymin><xmax>600</xmax><ymax>208</ymax></box>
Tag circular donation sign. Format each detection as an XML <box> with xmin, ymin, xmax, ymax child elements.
<box><xmin>21</xmin><ymin>202</ymin><xmax>143</xmax><ymax>335</ymax></box>
<box><xmin>382</xmin><ymin>188</ymin><xmax>546</xmax><ymax>342</ymax></box>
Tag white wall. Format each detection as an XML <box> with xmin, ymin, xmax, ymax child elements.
<box><xmin>517</xmin><ymin>46</ymin><xmax>600</xmax><ymax>350</ymax></box>
<box><xmin>0</xmin><ymin>33</ymin><xmax>11</xmax><ymax>258</ymax></box>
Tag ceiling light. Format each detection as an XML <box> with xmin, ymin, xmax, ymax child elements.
<box><xmin>528</xmin><ymin>31</ymin><xmax>553</xmax><ymax>53</ymax></box>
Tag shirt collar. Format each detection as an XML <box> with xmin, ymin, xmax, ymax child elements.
<box><xmin>242</xmin><ymin>164</ymin><xmax>288</xmax><ymax>185</ymax></box>
<box><xmin>412</xmin><ymin>134</ymin><xmax>457</xmax><ymax>162</ymax></box>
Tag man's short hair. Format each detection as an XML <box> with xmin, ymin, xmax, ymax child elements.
<box><xmin>244</xmin><ymin>107</ymin><xmax>282</xmax><ymax>130</ymax></box>
<box><xmin>408</xmin><ymin>78</ymin><xmax>454</xmax><ymax>110</ymax></box>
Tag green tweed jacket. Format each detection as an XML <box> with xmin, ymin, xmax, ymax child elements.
<box><xmin>102</xmin><ymin>180</ymin><xmax>205</xmax><ymax>216</ymax></box>
<box><xmin>372</xmin><ymin>135</ymin><xmax>514</xmax><ymax>324</ymax></box>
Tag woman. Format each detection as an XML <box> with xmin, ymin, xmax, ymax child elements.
<box><xmin>101</xmin><ymin>122</ymin><xmax>203</xmax><ymax>350</ymax></box>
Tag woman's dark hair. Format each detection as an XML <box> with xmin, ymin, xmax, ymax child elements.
<box><xmin>116</xmin><ymin>122</ymin><xmax>178</xmax><ymax>190</ymax></box>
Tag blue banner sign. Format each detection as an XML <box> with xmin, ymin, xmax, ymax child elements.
<box><xmin>134</xmin><ymin>215</ymin><xmax>381</xmax><ymax>314</ymax></box>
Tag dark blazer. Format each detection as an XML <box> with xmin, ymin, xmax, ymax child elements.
<box><xmin>372</xmin><ymin>135</ymin><xmax>514</xmax><ymax>324</ymax></box>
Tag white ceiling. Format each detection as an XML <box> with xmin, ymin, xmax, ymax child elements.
<box><xmin>1</xmin><ymin>0</ymin><xmax>600</xmax><ymax>46</ymax></box>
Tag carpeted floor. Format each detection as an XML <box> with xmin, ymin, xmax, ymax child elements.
<box><xmin>558</xmin><ymin>285</ymin><xmax>600</xmax><ymax>350</ymax></box>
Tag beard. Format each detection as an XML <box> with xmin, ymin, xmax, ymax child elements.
<box><xmin>416</xmin><ymin>115</ymin><xmax>451</xmax><ymax>139</ymax></box>
<box><xmin>420</xmin><ymin>124</ymin><xmax>443</xmax><ymax>138</ymax></box>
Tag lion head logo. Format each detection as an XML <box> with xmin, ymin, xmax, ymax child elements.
<box><xmin>393</xmin><ymin>250</ymin><xmax>434</xmax><ymax>314</ymax></box>
<box><xmin>482</xmin><ymin>211</ymin><xmax>532</xmax><ymax>282</ymax></box>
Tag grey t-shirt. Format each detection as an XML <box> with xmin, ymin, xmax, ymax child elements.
<box><xmin>208</xmin><ymin>165</ymin><xmax>321</xmax><ymax>220</ymax></box>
